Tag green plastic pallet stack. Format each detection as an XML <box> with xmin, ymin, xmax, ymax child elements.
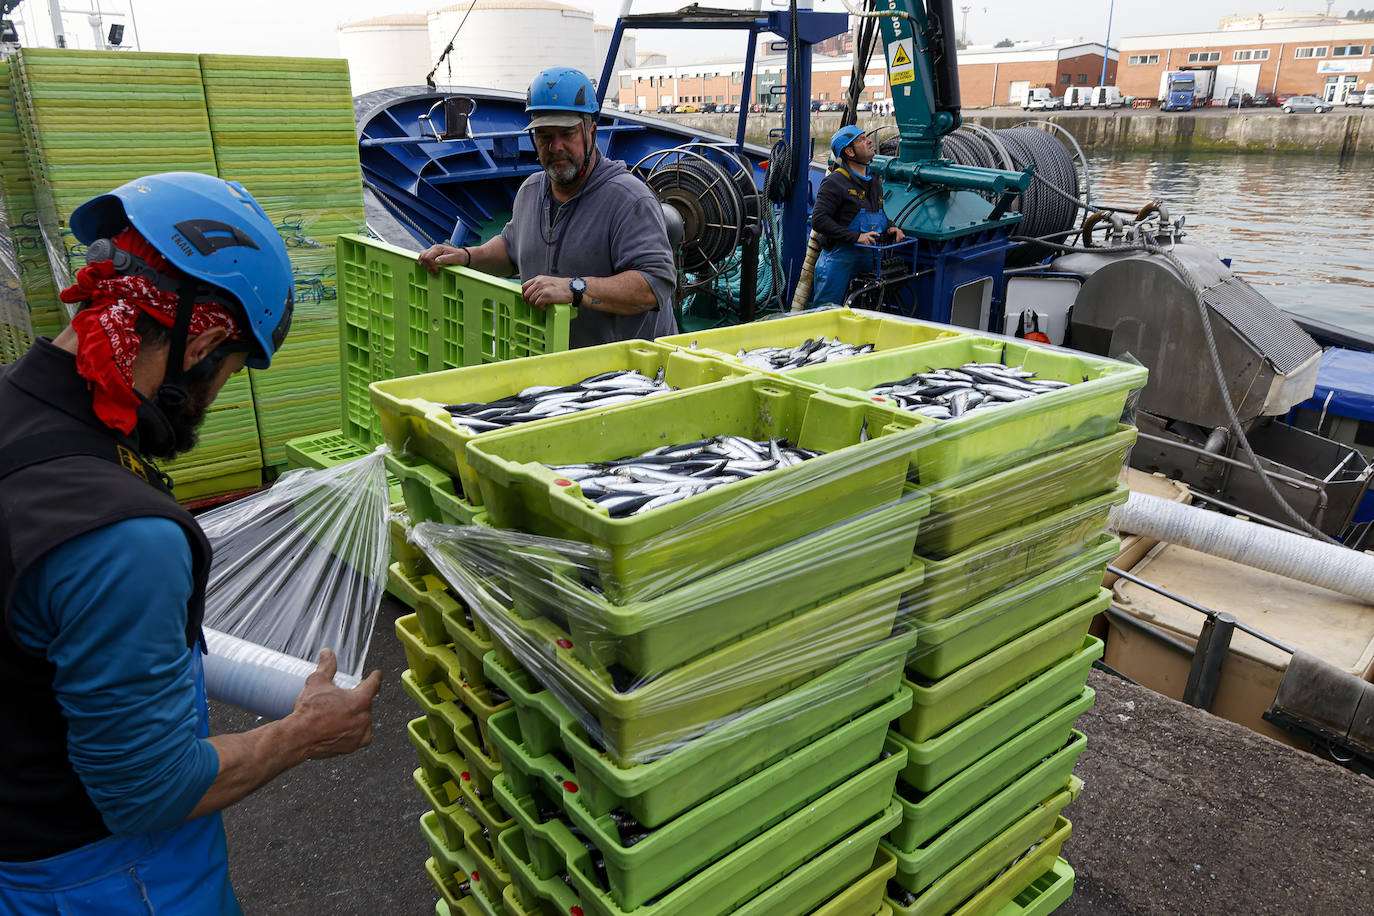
<box><xmin>654</xmin><ymin>316</ymin><xmax>1150</xmax><ymax>915</ymax></box>
<box><xmin>198</xmin><ymin>54</ymin><xmax>366</xmax><ymax>472</ymax></box>
<box><xmin>0</xmin><ymin>58</ymin><xmax>63</xmax><ymax>351</ymax></box>
<box><xmin>5</xmin><ymin>48</ymin><xmax>263</xmax><ymax>499</ymax></box>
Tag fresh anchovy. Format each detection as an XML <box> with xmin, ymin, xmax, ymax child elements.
<box><xmin>735</xmin><ymin>336</ymin><xmax>876</xmax><ymax>371</ymax></box>
<box><xmin>439</xmin><ymin>369</ymin><xmax>670</xmax><ymax>431</ymax></box>
<box><xmin>869</xmin><ymin>359</ymin><xmax>1075</xmax><ymax>420</ymax></box>
<box><xmin>547</xmin><ymin>435</ymin><xmax>824</xmax><ymax>517</ymax></box>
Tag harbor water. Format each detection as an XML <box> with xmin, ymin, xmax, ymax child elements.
<box><xmin>1084</xmin><ymin>151</ymin><xmax>1374</xmax><ymax>339</ymax></box>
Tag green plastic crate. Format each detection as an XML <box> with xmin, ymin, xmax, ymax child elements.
<box><xmin>914</xmin><ymin>425</ymin><xmax>1136</xmax><ymax>557</ymax></box>
<box><xmin>420</xmin><ymin>810</ymin><xmax>508</xmax><ymax>909</ymax></box>
<box><xmin>992</xmin><ymin>857</ymin><xmax>1074</xmax><ymax>916</ymax></box>
<box><xmin>413</xmin><ymin>767</ymin><xmax>499</xmax><ymax>862</ymax></box>
<box><xmin>337</xmin><ymin>233</ymin><xmax>574</xmax><ymax>445</ymax></box>
<box><xmin>883</xmin><ymin>735</ymin><xmax>1086</xmax><ymax>893</ymax></box>
<box><xmin>488</xmin><ymin>689</ymin><xmax>910</xmax><ymax>909</ymax></box>
<box><xmin>497</xmin><ymin>753</ymin><xmax>904</xmax><ymax>916</ymax></box>
<box><xmin>806</xmin><ymin>846</ymin><xmax>898</xmax><ymax>916</ymax></box>
<box><xmin>899</xmin><ymin>590</ymin><xmax>1109</xmax><ymax>743</ymax></box>
<box><xmin>425</xmin><ymin>855</ymin><xmax>473</xmax><ymax>916</ymax></box>
<box><xmin>891</xmin><ymin>637</ymin><xmax>1102</xmax><ymax>791</ymax></box>
<box><xmin>483</xmin><ymin>637</ymin><xmax>914</xmax><ymax>828</ymax></box>
<box><xmin>658</xmin><ymin>308</ymin><xmax>966</xmax><ymax>373</ymax></box>
<box><xmin>948</xmin><ymin>818</ymin><xmax>1074</xmax><ymax>916</ymax></box>
<box><xmin>466</xmin><ymin>375</ymin><xmax>932</xmax><ymax>603</ymax></box>
<box><xmin>371</xmin><ymin>340</ymin><xmax>754</xmax><ymax>502</ymax></box>
<box><xmin>491</xmin><ymin>492</ymin><xmax>929</xmax><ymax>681</ymax></box>
<box><xmin>387</xmin><ymin>452</ymin><xmax>485</xmax><ymax>527</ymax></box>
<box><xmin>911</xmin><ymin>534</ymin><xmax>1118</xmax><ymax>680</ymax></box>
<box><xmin>790</xmin><ymin>335</ymin><xmax>1148</xmax><ymax>485</ymax></box>
<box><xmin>905</xmin><ymin>486</ymin><xmax>1127</xmax><ymax>625</ymax></box>
<box><xmin>890</xmin><ymin>687</ymin><xmax>1094</xmax><ymax>852</ymax></box>
<box><xmin>397</xmin><ymin>612</ymin><xmax>468</xmax><ymax>691</ymax></box>
<box><xmin>886</xmin><ymin>805</ymin><xmax>1074</xmax><ymax>916</ymax></box>
<box><xmin>404</xmin><ymin>674</ymin><xmax>503</xmax><ymax>796</ymax></box>
<box><xmin>284</xmin><ymin>428</ymin><xmax>370</xmax><ymax>469</ymax></box>
<box><xmin>474</xmin><ymin>561</ymin><xmax>919</xmax><ymax>763</ymax></box>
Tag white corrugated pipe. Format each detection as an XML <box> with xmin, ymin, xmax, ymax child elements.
<box><xmin>203</xmin><ymin>629</ymin><xmax>360</xmax><ymax>720</ymax></box>
<box><xmin>1108</xmin><ymin>491</ymin><xmax>1374</xmax><ymax>605</ymax></box>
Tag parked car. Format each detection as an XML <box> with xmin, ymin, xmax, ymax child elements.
<box><xmin>856</xmin><ymin>100</ymin><xmax>872</xmax><ymax>112</ymax></box>
<box><xmin>1224</xmin><ymin>92</ymin><xmax>1252</xmax><ymax>108</ymax></box>
<box><xmin>766</xmin><ymin>102</ymin><xmax>784</xmax><ymax>112</ymax></box>
<box><xmin>699</xmin><ymin>102</ymin><xmax>717</xmax><ymax>113</ymax></box>
<box><xmin>750</xmin><ymin>102</ymin><xmax>766</xmax><ymax>112</ymax></box>
<box><xmin>1362</xmin><ymin>87</ymin><xmax>1374</xmax><ymax>106</ymax></box>
<box><xmin>657</xmin><ymin>104</ymin><xmax>674</xmax><ymax>114</ymax></box>
<box><xmin>1249</xmin><ymin>93</ymin><xmax>1271</xmax><ymax>108</ymax></box>
<box><xmin>620</xmin><ymin>103</ymin><xmax>643</xmax><ymax>114</ymax></box>
<box><xmin>1282</xmin><ymin>95</ymin><xmax>1328</xmax><ymax>113</ymax></box>
<box><xmin>674</xmin><ymin>103</ymin><xmax>699</xmax><ymax>113</ymax></box>
<box><xmin>1274</xmin><ymin>93</ymin><xmax>1295</xmax><ymax>108</ymax></box>
<box><xmin>1343</xmin><ymin>88</ymin><xmax>1365</xmax><ymax>107</ymax></box>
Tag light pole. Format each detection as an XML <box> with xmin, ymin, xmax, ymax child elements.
<box><xmin>1099</xmin><ymin>0</ymin><xmax>1115</xmax><ymax>87</ymax></box>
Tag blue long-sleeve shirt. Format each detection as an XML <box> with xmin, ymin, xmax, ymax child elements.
<box><xmin>10</xmin><ymin>517</ymin><xmax>221</xmax><ymax>836</ymax></box>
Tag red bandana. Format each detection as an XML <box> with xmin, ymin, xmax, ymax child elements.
<box><xmin>58</xmin><ymin>228</ymin><xmax>243</xmax><ymax>434</ymax></box>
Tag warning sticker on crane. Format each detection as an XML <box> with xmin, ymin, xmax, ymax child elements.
<box><xmin>888</xmin><ymin>38</ymin><xmax>915</xmax><ymax>85</ymax></box>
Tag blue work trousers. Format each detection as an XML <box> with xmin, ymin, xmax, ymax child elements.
<box><xmin>810</xmin><ymin>210</ymin><xmax>886</xmax><ymax>308</ymax></box>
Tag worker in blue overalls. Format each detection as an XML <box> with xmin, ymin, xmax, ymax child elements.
<box><xmin>809</xmin><ymin>126</ymin><xmax>905</xmax><ymax>308</ymax></box>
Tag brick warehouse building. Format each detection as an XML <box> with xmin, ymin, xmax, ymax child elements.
<box><xmin>1118</xmin><ymin>20</ymin><xmax>1374</xmax><ymax>104</ymax></box>
<box><xmin>615</xmin><ymin>40</ymin><xmax>1114</xmax><ymax>111</ymax></box>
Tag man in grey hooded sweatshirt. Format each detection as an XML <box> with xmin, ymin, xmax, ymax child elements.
<box><xmin>419</xmin><ymin>67</ymin><xmax>678</xmax><ymax>348</ymax></box>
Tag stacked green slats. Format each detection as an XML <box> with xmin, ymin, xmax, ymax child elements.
<box><xmin>0</xmin><ymin>58</ymin><xmax>60</xmax><ymax>353</ymax></box>
<box><xmin>199</xmin><ymin>54</ymin><xmax>365</xmax><ymax>471</ymax></box>
<box><xmin>7</xmin><ymin>48</ymin><xmax>260</xmax><ymax>498</ymax></box>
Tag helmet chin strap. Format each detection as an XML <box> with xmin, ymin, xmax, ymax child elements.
<box><xmin>155</xmin><ymin>278</ymin><xmax>200</xmax><ymax>411</ymax></box>
<box><xmin>575</xmin><ymin>119</ymin><xmax>597</xmax><ymax>182</ymax></box>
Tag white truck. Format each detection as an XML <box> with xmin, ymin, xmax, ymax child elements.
<box><xmin>1020</xmin><ymin>87</ymin><xmax>1055</xmax><ymax>110</ymax></box>
<box><xmin>1090</xmin><ymin>85</ymin><xmax>1124</xmax><ymax>108</ymax></box>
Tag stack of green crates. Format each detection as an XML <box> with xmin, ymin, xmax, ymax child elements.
<box><xmin>198</xmin><ymin>54</ymin><xmax>366</xmax><ymax>472</ymax></box>
<box><xmin>774</xmin><ymin>329</ymin><xmax>1145</xmax><ymax>915</ymax></box>
<box><xmin>378</xmin><ymin>344</ymin><xmax>969</xmax><ymax>915</ymax></box>
<box><xmin>6</xmin><ymin>49</ymin><xmax>263</xmax><ymax>499</ymax></box>
<box><xmin>0</xmin><ymin>59</ymin><xmax>51</xmax><ymax>359</ymax></box>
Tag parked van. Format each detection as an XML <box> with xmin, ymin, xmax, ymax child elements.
<box><xmin>1021</xmin><ymin>87</ymin><xmax>1055</xmax><ymax>110</ymax></box>
<box><xmin>1063</xmin><ymin>86</ymin><xmax>1092</xmax><ymax>108</ymax></box>
<box><xmin>1364</xmin><ymin>87</ymin><xmax>1374</xmax><ymax>107</ymax></box>
<box><xmin>1090</xmin><ymin>86</ymin><xmax>1124</xmax><ymax>108</ymax></box>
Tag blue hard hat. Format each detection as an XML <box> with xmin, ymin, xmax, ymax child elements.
<box><xmin>526</xmin><ymin>66</ymin><xmax>598</xmax><ymax>129</ymax></box>
<box><xmin>830</xmin><ymin>126</ymin><xmax>866</xmax><ymax>161</ymax></box>
<box><xmin>70</xmin><ymin>172</ymin><xmax>293</xmax><ymax>370</ymax></box>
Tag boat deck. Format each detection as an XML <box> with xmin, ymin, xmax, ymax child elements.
<box><xmin>211</xmin><ymin>597</ymin><xmax>1374</xmax><ymax>915</ymax></box>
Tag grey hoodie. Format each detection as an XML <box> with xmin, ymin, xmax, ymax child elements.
<box><xmin>500</xmin><ymin>154</ymin><xmax>679</xmax><ymax>348</ymax></box>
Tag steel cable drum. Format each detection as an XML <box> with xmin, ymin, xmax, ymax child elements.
<box><xmin>635</xmin><ymin>146</ymin><xmax>759</xmax><ymax>284</ymax></box>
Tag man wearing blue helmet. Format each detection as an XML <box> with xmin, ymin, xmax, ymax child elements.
<box><xmin>809</xmin><ymin>126</ymin><xmax>905</xmax><ymax>308</ymax></box>
<box><xmin>419</xmin><ymin>67</ymin><xmax>678</xmax><ymax>348</ymax></box>
<box><xmin>0</xmin><ymin>173</ymin><xmax>381</xmax><ymax>914</ymax></box>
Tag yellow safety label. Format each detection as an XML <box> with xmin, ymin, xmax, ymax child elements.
<box><xmin>888</xmin><ymin>38</ymin><xmax>915</xmax><ymax>86</ymax></box>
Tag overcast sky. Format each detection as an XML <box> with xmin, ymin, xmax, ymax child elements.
<box><xmin>7</xmin><ymin>1</ymin><xmax>1318</xmax><ymax>64</ymax></box>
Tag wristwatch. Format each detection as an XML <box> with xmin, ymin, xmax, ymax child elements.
<box><xmin>569</xmin><ymin>277</ymin><xmax>587</xmax><ymax>308</ymax></box>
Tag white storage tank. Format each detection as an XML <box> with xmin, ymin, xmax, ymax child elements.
<box><xmin>427</xmin><ymin>1</ymin><xmax>598</xmax><ymax>93</ymax></box>
<box><xmin>338</xmin><ymin>14</ymin><xmax>431</xmax><ymax>96</ymax></box>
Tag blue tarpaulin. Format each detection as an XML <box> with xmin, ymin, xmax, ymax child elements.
<box><xmin>1296</xmin><ymin>348</ymin><xmax>1374</xmax><ymax>422</ymax></box>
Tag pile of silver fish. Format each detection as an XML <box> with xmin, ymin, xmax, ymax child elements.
<box><xmin>441</xmin><ymin>369</ymin><xmax>669</xmax><ymax>432</ymax></box>
<box><xmin>732</xmin><ymin>336</ymin><xmax>875</xmax><ymax>371</ymax></box>
<box><xmin>549</xmin><ymin>436</ymin><xmax>824</xmax><ymax>517</ymax></box>
<box><xmin>869</xmin><ymin>361</ymin><xmax>1072</xmax><ymax>420</ymax></box>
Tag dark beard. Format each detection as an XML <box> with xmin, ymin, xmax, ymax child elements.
<box><xmin>140</xmin><ymin>378</ymin><xmax>214</xmax><ymax>460</ymax></box>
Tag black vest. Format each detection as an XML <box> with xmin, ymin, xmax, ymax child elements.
<box><xmin>0</xmin><ymin>338</ymin><xmax>212</xmax><ymax>862</ymax></box>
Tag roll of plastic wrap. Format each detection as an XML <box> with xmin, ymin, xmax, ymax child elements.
<box><xmin>203</xmin><ymin>628</ymin><xmax>361</xmax><ymax>720</ymax></box>
<box><xmin>1109</xmin><ymin>491</ymin><xmax>1374</xmax><ymax>604</ymax></box>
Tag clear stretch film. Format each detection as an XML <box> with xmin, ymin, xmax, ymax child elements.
<box><xmin>203</xmin><ymin>628</ymin><xmax>360</xmax><ymax>720</ymax></box>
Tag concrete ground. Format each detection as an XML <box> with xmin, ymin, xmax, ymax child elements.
<box><xmin>212</xmin><ymin>598</ymin><xmax>1374</xmax><ymax>915</ymax></box>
